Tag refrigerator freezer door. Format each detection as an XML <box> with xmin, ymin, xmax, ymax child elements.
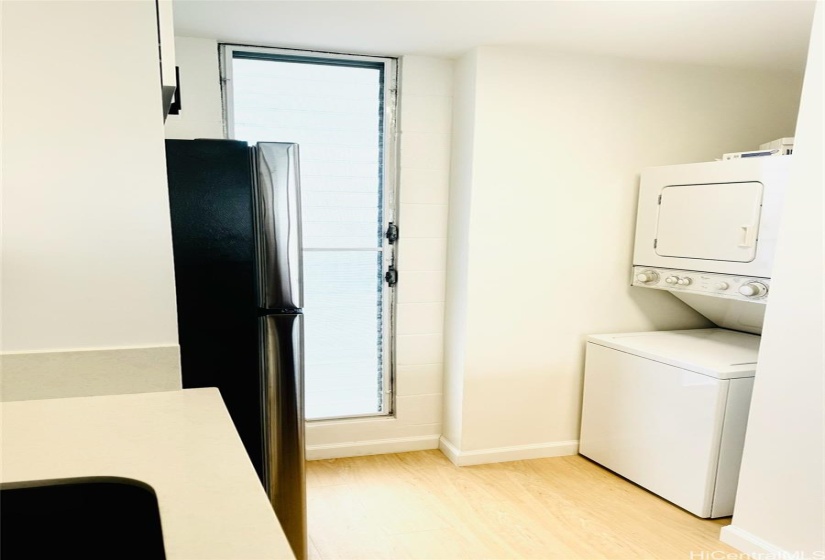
<box><xmin>254</xmin><ymin>143</ymin><xmax>304</xmax><ymax>310</ymax></box>
<box><xmin>260</xmin><ymin>313</ymin><xmax>306</xmax><ymax>560</ymax></box>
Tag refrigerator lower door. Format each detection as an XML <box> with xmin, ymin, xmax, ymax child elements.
<box><xmin>260</xmin><ymin>313</ymin><xmax>306</xmax><ymax>560</ymax></box>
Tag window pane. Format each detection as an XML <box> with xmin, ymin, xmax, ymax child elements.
<box><xmin>232</xmin><ymin>59</ymin><xmax>382</xmax><ymax>252</ymax></box>
<box><xmin>230</xmin><ymin>54</ymin><xmax>388</xmax><ymax>419</ymax></box>
<box><xmin>303</xmin><ymin>250</ymin><xmax>383</xmax><ymax>419</ymax></box>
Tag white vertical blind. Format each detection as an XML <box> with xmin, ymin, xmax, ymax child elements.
<box><xmin>231</xmin><ymin>55</ymin><xmax>386</xmax><ymax>419</ymax></box>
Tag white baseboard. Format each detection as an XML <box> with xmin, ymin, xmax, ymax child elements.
<box><xmin>720</xmin><ymin>525</ymin><xmax>795</xmax><ymax>559</ymax></box>
<box><xmin>439</xmin><ymin>436</ymin><xmax>579</xmax><ymax>466</ymax></box>
<box><xmin>306</xmin><ymin>434</ymin><xmax>439</xmax><ymax>460</ymax></box>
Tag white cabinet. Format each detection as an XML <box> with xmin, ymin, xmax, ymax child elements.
<box><xmin>157</xmin><ymin>0</ymin><xmax>177</xmax><ymax>118</ymax></box>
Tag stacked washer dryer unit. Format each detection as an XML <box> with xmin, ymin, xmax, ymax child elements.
<box><xmin>579</xmin><ymin>156</ymin><xmax>792</xmax><ymax>519</ymax></box>
<box><xmin>631</xmin><ymin>156</ymin><xmax>792</xmax><ymax>334</ymax></box>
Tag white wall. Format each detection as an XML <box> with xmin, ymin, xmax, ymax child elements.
<box><xmin>442</xmin><ymin>46</ymin><xmax>804</xmax><ymax>463</ymax></box>
<box><xmin>164</xmin><ymin>40</ymin><xmax>452</xmax><ymax>457</ymax></box>
<box><xmin>1</xmin><ymin>1</ymin><xmax>180</xmax><ymax>397</ymax></box>
<box><xmin>721</xmin><ymin>3</ymin><xmax>825</xmax><ymax>556</ymax></box>
<box><xmin>164</xmin><ymin>36</ymin><xmax>224</xmax><ymax>140</ymax></box>
<box><xmin>442</xmin><ymin>50</ymin><xmax>478</xmax><ymax>448</ymax></box>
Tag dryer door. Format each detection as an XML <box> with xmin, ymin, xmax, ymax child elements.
<box><xmin>655</xmin><ymin>182</ymin><xmax>763</xmax><ymax>263</ymax></box>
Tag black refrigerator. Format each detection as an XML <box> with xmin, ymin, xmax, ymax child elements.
<box><xmin>165</xmin><ymin>139</ymin><xmax>306</xmax><ymax>560</ymax></box>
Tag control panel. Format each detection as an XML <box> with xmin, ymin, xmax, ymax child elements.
<box><xmin>631</xmin><ymin>266</ymin><xmax>770</xmax><ymax>302</ymax></box>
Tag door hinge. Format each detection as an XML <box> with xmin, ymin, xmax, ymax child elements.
<box><xmin>386</xmin><ymin>223</ymin><xmax>399</xmax><ymax>244</ymax></box>
<box><xmin>653</xmin><ymin>239</ymin><xmax>658</xmax><ymax>249</ymax></box>
<box><xmin>658</xmin><ymin>195</ymin><xmax>662</xmax><ymax>205</ymax></box>
<box><xmin>385</xmin><ymin>266</ymin><xmax>398</xmax><ymax>287</ymax></box>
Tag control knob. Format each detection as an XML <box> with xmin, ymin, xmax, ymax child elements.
<box><xmin>636</xmin><ymin>271</ymin><xmax>659</xmax><ymax>284</ymax></box>
<box><xmin>715</xmin><ymin>282</ymin><xmax>730</xmax><ymax>290</ymax></box>
<box><xmin>665</xmin><ymin>276</ymin><xmax>679</xmax><ymax>284</ymax></box>
<box><xmin>738</xmin><ymin>282</ymin><xmax>768</xmax><ymax>298</ymax></box>
<box><xmin>676</xmin><ymin>277</ymin><xmax>692</xmax><ymax>286</ymax></box>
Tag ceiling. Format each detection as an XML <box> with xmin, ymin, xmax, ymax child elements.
<box><xmin>173</xmin><ymin>0</ymin><xmax>816</xmax><ymax>73</ymax></box>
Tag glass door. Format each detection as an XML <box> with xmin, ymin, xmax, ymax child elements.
<box><xmin>223</xmin><ymin>45</ymin><xmax>397</xmax><ymax>420</ymax></box>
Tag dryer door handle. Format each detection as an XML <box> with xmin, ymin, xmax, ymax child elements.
<box><xmin>739</xmin><ymin>225</ymin><xmax>757</xmax><ymax>248</ymax></box>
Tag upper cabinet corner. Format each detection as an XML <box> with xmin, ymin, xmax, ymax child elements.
<box><xmin>157</xmin><ymin>0</ymin><xmax>177</xmax><ymax>119</ymax></box>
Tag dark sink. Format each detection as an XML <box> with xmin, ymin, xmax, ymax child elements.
<box><xmin>0</xmin><ymin>478</ymin><xmax>166</xmax><ymax>560</ymax></box>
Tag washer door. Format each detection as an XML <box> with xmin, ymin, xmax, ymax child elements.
<box><xmin>655</xmin><ymin>181</ymin><xmax>763</xmax><ymax>263</ymax></box>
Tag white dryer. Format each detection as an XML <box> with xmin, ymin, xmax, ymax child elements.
<box><xmin>634</xmin><ymin>156</ymin><xmax>791</xmax><ymax>278</ymax></box>
<box><xmin>632</xmin><ymin>156</ymin><xmax>791</xmax><ymax>333</ymax></box>
<box><xmin>579</xmin><ymin>328</ymin><xmax>760</xmax><ymax>518</ymax></box>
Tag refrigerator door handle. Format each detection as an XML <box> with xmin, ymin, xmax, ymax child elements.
<box><xmin>253</xmin><ymin>143</ymin><xmax>304</xmax><ymax>309</ymax></box>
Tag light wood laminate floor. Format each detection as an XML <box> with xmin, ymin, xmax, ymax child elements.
<box><xmin>306</xmin><ymin>451</ymin><xmax>736</xmax><ymax>560</ymax></box>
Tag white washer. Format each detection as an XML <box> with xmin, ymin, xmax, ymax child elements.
<box><xmin>579</xmin><ymin>328</ymin><xmax>760</xmax><ymax>518</ymax></box>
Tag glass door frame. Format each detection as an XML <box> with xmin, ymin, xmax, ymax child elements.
<box><xmin>220</xmin><ymin>44</ymin><xmax>399</xmax><ymax>419</ymax></box>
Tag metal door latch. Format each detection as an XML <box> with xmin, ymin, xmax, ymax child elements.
<box><xmin>385</xmin><ymin>266</ymin><xmax>398</xmax><ymax>287</ymax></box>
<box><xmin>386</xmin><ymin>223</ymin><xmax>399</xmax><ymax>244</ymax></box>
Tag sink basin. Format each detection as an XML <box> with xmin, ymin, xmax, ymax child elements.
<box><xmin>0</xmin><ymin>478</ymin><xmax>166</xmax><ymax>559</ymax></box>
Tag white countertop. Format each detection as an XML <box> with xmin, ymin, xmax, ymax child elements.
<box><xmin>0</xmin><ymin>388</ymin><xmax>295</xmax><ymax>560</ymax></box>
